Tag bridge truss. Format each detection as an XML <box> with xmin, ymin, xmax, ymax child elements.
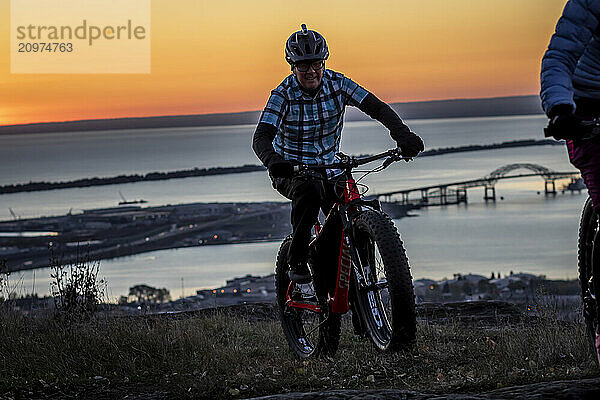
<box><xmin>376</xmin><ymin>163</ymin><xmax>580</xmax><ymax>207</ymax></box>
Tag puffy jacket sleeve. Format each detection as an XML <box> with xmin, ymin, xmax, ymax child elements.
<box><xmin>540</xmin><ymin>0</ymin><xmax>600</xmax><ymax>114</ymax></box>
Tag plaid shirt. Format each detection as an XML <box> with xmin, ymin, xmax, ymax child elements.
<box><xmin>259</xmin><ymin>69</ymin><xmax>369</xmax><ymax>177</ymax></box>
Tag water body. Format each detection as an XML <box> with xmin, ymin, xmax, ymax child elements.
<box><xmin>0</xmin><ymin>115</ymin><xmax>586</xmax><ymax>300</ymax></box>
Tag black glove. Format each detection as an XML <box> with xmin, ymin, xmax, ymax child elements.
<box><xmin>544</xmin><ymin>104</ymin><xmax>581</xmax><ymax>140</ymax></box>
<box><xmin>268</xmin><ymin>160</ymin><xmax>294</xmax><ymax>179</ymax></box>
<box><xmin>396</xmin><ymin>132</ymin><xmax>424</xmax><ymax>158</ymax></box>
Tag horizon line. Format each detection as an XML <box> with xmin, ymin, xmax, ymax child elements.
<box><xmin>0</xmin><ymin>93</ymin><xmax>540</xmax><ymax>129</ymax></box>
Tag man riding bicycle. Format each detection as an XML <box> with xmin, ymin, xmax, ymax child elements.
<box><xmin>540</xmin><ymin>0</ymin><xmax>600</xmax><ymax>364</ymax></box>
<box><xmin>253</xmin><ymin>24</ymin><xmax>424</xmax><ymax>283</ymax></box>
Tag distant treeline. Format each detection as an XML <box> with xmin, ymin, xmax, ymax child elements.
<box><xmin>418</xmin><ymin>139</ymin><xmax>561</xmax><ymax>158</ymax></box>
<box><xmin>0</xmin><ymin>139</ymin><xmax>561</xmax><ymax>195</ymax></box>
<box><xmin>0</xmin><ymin>165</ymin><xmax>265</xmax><ymax>194</ymax></box>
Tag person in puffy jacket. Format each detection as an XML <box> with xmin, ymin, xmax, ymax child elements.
<box><xmin>541</xmin><ymin>0</ymin><xmax>600</xmax><ymax>211</ymax></box>
<box><xmin>540</xmin><ymin>0</ymin><xmax>600</xmax><ymax>366</ymax></box>
<box><xmin>253</xmin><ymin>24</ymin><xmax>424</xmax><ymax>283</ymax></box>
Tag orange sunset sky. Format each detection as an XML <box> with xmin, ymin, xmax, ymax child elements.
<box><xmin>1</xmin><ymin>0</ymin><xmax>567</xmax><ymax>126</ymax></box>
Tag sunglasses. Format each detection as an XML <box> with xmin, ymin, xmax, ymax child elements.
<box><xmin>294</xmin><ymin>60</ymin><xmax>325</xmax><ymax>72</ymax></box>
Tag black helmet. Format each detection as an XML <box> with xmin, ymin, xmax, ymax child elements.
<box><xmin>285</xmin><ymin>24</ymin><xmax>329</xmax><ymax>65</ymax></box>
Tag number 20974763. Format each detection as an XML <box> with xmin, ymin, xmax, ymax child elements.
<box><xmin>17</xmin><ymin>42</ymin><xmax>73</xmax><ymax>52</ymax></box>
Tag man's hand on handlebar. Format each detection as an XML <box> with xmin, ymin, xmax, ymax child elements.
<box><xmin>395</xmin><ymin>132</ymin><xmax>424</xmax><ymax>158</ymax></box>
<box><xmin>269</xmin><ymin>160</ymin><xmax>294</xmax><ymax>179</ymax></box>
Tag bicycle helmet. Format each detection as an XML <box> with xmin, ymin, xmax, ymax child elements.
<box><xmin>285</xmin><ymin>24</ymin><xmax>329</xmax><ymax>65</ymax></box>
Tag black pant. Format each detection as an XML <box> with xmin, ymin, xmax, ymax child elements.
<box><xmin>271</xmin><ymin>173</ymin><xmax>346</xmax><ymax>265</ymax></box>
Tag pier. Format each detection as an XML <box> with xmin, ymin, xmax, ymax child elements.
<box><xmin>375</xmin><ymin>163</ymin><xmax>580</xmax><ymax>207</ymax></box>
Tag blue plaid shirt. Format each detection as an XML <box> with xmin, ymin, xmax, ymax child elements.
<box><xmin>259</xmin><ymin>69</ymin><xmax>369</xmax><ymax>177</ymax></box>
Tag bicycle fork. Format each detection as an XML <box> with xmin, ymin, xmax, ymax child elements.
<box><xmin>342</xmin><ymin>229</ymin><xmax>389</xmax><ymax>335</ymax></box>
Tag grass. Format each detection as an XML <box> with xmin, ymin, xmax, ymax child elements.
<box><xmin>48</xmin><ymin>250</ymin><xmax>107</xmax><ymax>319</ymax></box>
<box><xmin>0</xmin><ymin>304</ymin><xmax>598</xmax><ymax>399</ymax></box>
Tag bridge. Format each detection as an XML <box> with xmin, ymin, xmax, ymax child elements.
<box><xmin>375</xmin><ymin>163</ymin><xmax>581</xmax><ymax>207</ymax></box>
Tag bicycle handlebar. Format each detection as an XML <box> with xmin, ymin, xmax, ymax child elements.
<box><xmin>292</xmin><ymin>148</ymin><xmax>411</xmax><ymax>173</ymax></box>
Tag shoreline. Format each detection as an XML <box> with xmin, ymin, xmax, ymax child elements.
<box><xmin>0</xmin><ymin>202</ymin><xmax>293</xmax><ymax>272</ymax></box>
<box><xmin>0</xmin><ymin>200</ymin><xmax>415</xmax><ymax>272</ymax></box>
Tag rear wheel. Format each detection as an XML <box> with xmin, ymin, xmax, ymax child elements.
<box><xmin>275</xmin><ymin>236</ymin><xmax>341</xmax><ymax>358</ymax></box>
<box><xmin>578</xmin><ymin>197</ymin><xmax>599</xmax><ymax>364</ymax></box>
<box><xmin>351</xmin><ymin>210</ymin><xmax>416</xmax><ymax>351</ymax></box>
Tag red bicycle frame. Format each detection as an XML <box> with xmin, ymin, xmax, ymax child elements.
<box><xmin>285</xmin><ymin>177</ymin><xmax>361</xmax><ymax>315</ymax></box>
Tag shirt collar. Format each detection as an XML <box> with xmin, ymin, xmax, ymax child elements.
<box><xmin>290</xmin><ymin>70</ymin><xmax>328</xmax><ymax>100</ymax></box>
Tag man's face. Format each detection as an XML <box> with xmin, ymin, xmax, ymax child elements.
<box><xmin>293</xmin><ymin>60</ymin><xmax>324</xmax><ymax>91</ymax></box>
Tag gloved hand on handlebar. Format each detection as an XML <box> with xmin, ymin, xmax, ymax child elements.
<box><xmin>268</xmin><ymin>160</ymin><xmax>294</xmax><ymax>179</ymax></box>
<box><xmin>545</xmin><ymin>104</ymin><xmax>582</xmax><ymax>140</ymax></box>
<box><xmin>395</xmin><ymin>131</ymin><xmax>425</xmax><ymax>158</ymax></box>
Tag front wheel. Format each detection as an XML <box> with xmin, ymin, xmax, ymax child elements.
<box><xmin>351</xmin><ymin>210</ymin><xmax>416</xmax><ymax>351</ymax></box>
<box><xmin>578</xmin><ymin>197</ymin><xmax>600</xmax><ymax>365</ymax></box>
<box><xmin>275</xmin><ymin>236</ymin><xmax>341</xmax><ymax>358</ymax></box>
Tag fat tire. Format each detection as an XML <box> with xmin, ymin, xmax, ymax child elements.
<box><xmin>351</xmin><ymin>210</ymin><xmax>416</xmax><ymax>351</ymax></box>
<box><xmin>275</xmin><ymin>236</ymin><xmax>341</xmax><ymax>358</ymax></box>
<box><xmin>578</xmin><ymin>197</ymin><xmax>599</xmax><ymax>365</ymax></box>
